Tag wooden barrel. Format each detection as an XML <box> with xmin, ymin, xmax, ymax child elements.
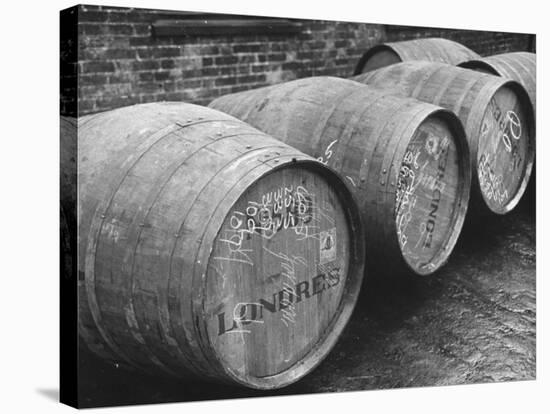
<box><xmin>459</xmin><ymin>52</ymin><xmax>536</xmax><ymax>117</ymax></box>
<box><xmin>73</xmin><ymin>102</ymin><xmax>365</xmax><ymax>389</ymax></box>
<box><xmin>209</xmin><ymin>77</ymin><xmax>471</xmax><ymax>276</ymax></box>
<box><xmin>353</xmin><ymin>62</ymin><xmax>535</xmax><ymax>214</ymax></box>
<box><xmin>459</xmin><ymin>52</ymin><xmax>537</xmax><ymax>210</ymax></box>
<box><xmin>60</xmin><ymin>116</ymin><xmax>78</xmax><ymax>401</ymax></box>
<box><xmin>354</xmin><ymin>37</ymin><xmax>480</xmax><ymax>75</ymax></box>
<box><xmin>60</xmin><ymin>116</ymin><xmax>77</xmax><ymax>278</ymax></box>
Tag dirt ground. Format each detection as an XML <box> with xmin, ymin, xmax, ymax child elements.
<box><xmin>77</xmin><ymin>188</ymin><xmax>536</xmax><ymax>408</ymax></box>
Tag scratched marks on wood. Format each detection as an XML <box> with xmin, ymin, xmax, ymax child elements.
<box><xmin>316</xmin><ymin>139</ymin><xmax>357</xmax><ymax>188</ymax></box>
<box><xmin>211</xmin><ymin>184</ymin><xmax>316</xmax><ymax>266</ymax></box>
<box><xmin>477</xmin><ymin>86</ymin><xmax>530</xmax><ymax>211</ymax></box>
<box><xmin>395</xmin><ymin>117</ymin><xmax>461</xmax><ymax>272</ymax></box>
<box><xmin>205</xmin><ymin>167</ymin><xmax>350</xmax><ymax>378</ymax></box>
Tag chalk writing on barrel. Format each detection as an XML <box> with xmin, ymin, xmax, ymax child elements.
<box><xmin>478</xmin><ymin>153</ymin><xmax>509</xmax><ymax>205</ymax></box>
<box><xmin>213</xmin><ymin>185</ymin><xmax>315</xmax><ymax>266</ymax></box>
<box><xmin>317</xmin><ymin>140</ymin><xmax>338</xmax><ymax>165</ymax></box>
<box><xmin>395</xmin><ymin>133</ymin><xmax>450</xmax><ymax>252</ymax></box>
<box><xmin>487</xmin><ymin>98</ymin><xmax>522</xmax><ymax>153</ymax></box>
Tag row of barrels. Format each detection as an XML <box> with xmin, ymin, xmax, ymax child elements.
<box><xmin>354</xmin><ymin>38</ymin><xmax>536</xmax><ymax>124</ymax></box>
<box><xmin>63</xmin><ymin>37</ymin><xmax>536</xmax><ymax>390</ymax></box>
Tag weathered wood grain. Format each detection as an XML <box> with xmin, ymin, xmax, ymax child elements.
<box><xmin>354</xmin><ymin>37</ymin><xmax>480</xmax><ymax>75</ymax></box>
<box><xmin>209</xmin><ymin>77</ymin><xmax>471</xmax><ymax>276</ymax></box>
<box><xmin>71</xmin><ymin>102</ymin><xmax>365</xmax><ymax>389</ymax></box>
<box><xmin>353</xmin><ymin>62</ymin><xmax>535</xmax><ymax>215</ymax></box>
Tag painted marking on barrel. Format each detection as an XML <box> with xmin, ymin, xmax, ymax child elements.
<box><xmin>421</xmin><ymin>141</ymin><xmax>450</xmax><ymax>249</ymax></box>
<box><xmin>396</xmin><ymin>132</ymin><xmax>450</xmax><ymax>252</ymax></box>
<box><xmin>346</xmin><ymin>176</ymin><xmax>357</xmax><ymax>187</ymax></box>
<box><xmin>215</xmin><ymin>266</ymin><xmax>342</xmax><ymax>336</ymax></box>
<box><xmin>478</xmin><ymin>153</ymin><xmax>509</xmax><ymax>205</ymax></box>
<box><xmin>263</xmin><ymin>246</ymin><xmax>307</xmax><ymax>327</ymax></box>
<box><xmin>478</xmin><ymin>97</ymin><xmax>524</xmax><ymax>206</ymax></box>
<box><xmin>320</xmin><ymin>228</ymin><xmax>337</xmax><ymax>265</ymax></box>
<box><xmin>317</xmin><ymin>140</ymin><xmax>338</xmax><ymax>165</ymax></box>
<box><xmin>487</xmin><ymin>98</ymin><xmax>523</xmax><ymax>153</ymax></box>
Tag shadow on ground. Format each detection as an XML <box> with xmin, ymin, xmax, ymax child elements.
<box><xmin>36</xmin><ymin>389</ymin><xmax>59</xmax><ymax>402</ymax></box>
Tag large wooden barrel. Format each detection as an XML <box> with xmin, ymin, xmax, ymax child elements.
<box><xmin>209</xmin><ymin>77</ymin><xmax>471</xmax><ymax>276</ymax></box>
<box><xmin>353</xmin><ymin>62</ymin><xmax>535</xmax><ymax>214</ymax></box>
<box><xmin>354</xmin><ymin>37</ymin><xmax>480</xmax><ymax>75</ymax></box>
<box><xmin>459</xmin><ymin>52</ymin><xmax>536</xmax><ymax>117</ymax></box>
<box><xmin>60</xmin><ymin>116</ymin><xmax>78</xmax><ymax>402</ymax></box>
<box><xmin>459</xmin><ymin>52</ymin><xmax>537</xmax><ymax>210</ymax></box>
<box><xmin>60</xmin><ymin>116</ymin><xmax>77</xmax><ymax>279</ymax></box>
<box><xmin>73</xmin><ymin>102</ymin><xmax>365</xmax><ymax>389</ymax></box>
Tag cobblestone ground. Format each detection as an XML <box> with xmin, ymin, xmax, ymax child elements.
<box><xmin>78</xmin><ymin>192</ymin><xmax>536</xmax><ymax>408</ymax></box>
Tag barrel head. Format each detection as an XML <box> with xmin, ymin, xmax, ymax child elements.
<box><xmin>396</xmin><ymin>116</ymin><xmax>463</xmax><ymax>273</ymax></box>
<box><xmin>477</xmin><ymin>85</ymin><xmax>533</xmax><ymax>213</ymax></box>
<box><xmin>205</xmin><ymin>166</ymin><xmax>351</xmax><ymax>386</ymax></box>
<box><xmin>361</xmin><ymin>48</ymin><xmax>401</xmax><ymax>73</ymax></box>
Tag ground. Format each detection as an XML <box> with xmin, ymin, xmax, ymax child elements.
<box><xmin>77</xmin><ymin>190</ymin><xmax>536</xmax><ymax>408</ymax></box>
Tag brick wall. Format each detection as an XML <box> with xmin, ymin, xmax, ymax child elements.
<box><xmin>60</xmin><ymin>4</ymin><xmax>534</xmax><ymax>117</ymax></box>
